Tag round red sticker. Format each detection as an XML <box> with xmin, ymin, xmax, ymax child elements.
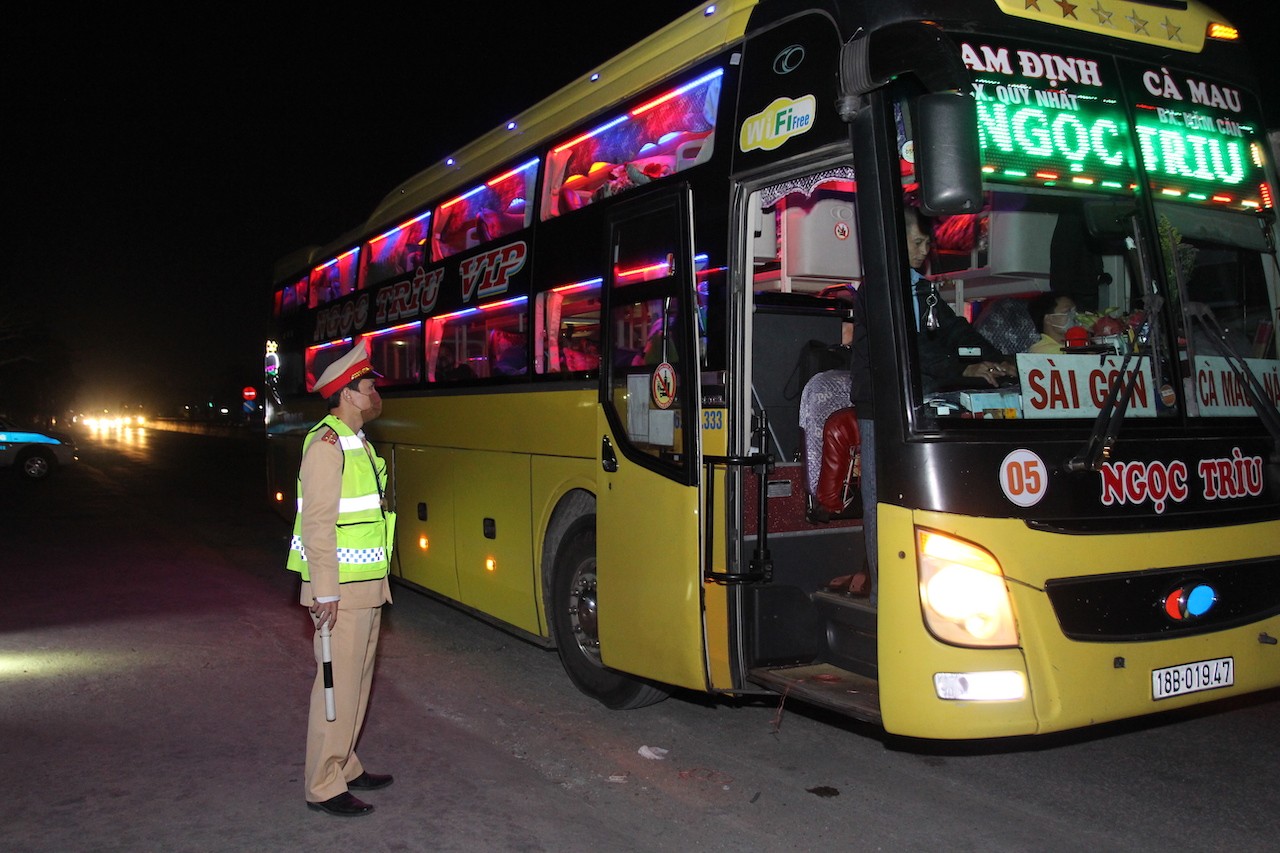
<box><xmin>651</xmin><ymin>362</ymin><xmax>677</xmax><ymax>409</ymax></box>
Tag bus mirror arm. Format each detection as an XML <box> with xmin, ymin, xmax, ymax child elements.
<box><xmin>837</xmin><ymin>22</ymin><xmax>981</xmax><ymax>215</ymax></box>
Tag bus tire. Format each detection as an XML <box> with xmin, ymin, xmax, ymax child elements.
<box><xmin>550</xmin><ymin>517</ymin><xmax>669</xmax><ymax>710</ymax></box>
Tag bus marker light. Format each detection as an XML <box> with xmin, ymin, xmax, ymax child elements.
<box><xmin>934</xmin><ymin>671</ymin><xmax>1026</xmax><ymax>702</ymax></box>
<box><xmin>485</xmin><ymin>558</ymin><xmax>497</xmax><ymax>573</ymax></box>
<box><xmin>419</xmin><ymin>535</ymin><xmax>429</xmax><ymax>551</ymax></box>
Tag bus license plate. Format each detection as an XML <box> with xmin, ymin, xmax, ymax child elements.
<box><xmin>1151</xmin><ymin>657</ymin><xmax>1234</xmax><ymax>700</ymax></box>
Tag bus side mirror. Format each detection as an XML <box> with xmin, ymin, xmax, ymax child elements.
<box><xmin>916</xmin><ymin>92</ymin><xmax>982</xmax><ymax>216</ymax></box>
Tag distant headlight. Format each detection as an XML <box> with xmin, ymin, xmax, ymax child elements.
<box><xmin>917</xmin><ymin>529</ymin><xmax>1018</xmax><ymax>648</ymax></box>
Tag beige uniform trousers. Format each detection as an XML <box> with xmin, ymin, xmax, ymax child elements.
<box><xmin>301</xmin><ymin>577</ymin><xmax>390</xmax><ymax>803</ymax></box>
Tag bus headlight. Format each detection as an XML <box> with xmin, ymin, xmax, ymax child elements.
<box><xmin>917</xmin><ymin>529</ymin><xmax>1018</xmax><ymax>648</ymax></box>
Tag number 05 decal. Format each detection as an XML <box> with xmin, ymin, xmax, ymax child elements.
<box><xmin>1000</xmin><ymin>449</ymin><xmax>1047</xmax><ymax>507</ymax></box>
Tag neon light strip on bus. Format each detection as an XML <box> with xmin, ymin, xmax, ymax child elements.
<box><xmin>630</xmin><ymin>68</ymin><xmax>724</xmax><ymax>116</ymax></box>
<box><xmin>431</xmin><ymin>296</ymin><xmax>528</xmax><ymax>323</ymax></box>
<box><xmin>313</xmin><ymin>247</ymin><xmax>359</xmax><ymax>273</ymax></box>
<box><xmin>487</xmin><ymin>158</ymin><xmax>539</xmax><ymax>187</ymax></box>
<box><xmin>310</xmin><ymin>337</ymin><xmax>353</xmax><ymax>352</ymax></box>
<box><xmin>440</xmin><ymin>159</ymin><xmax>539</xmax><ymax>209</ymax></box>
<box><xmin>554</xmin><ymin>68</ymin><xmax>723</xmax><ymax>153</ymax></box>
<box><xmin>369</xmin><ymin>211</ymin><xmax>431</xmax><ymax>246</ymax></box>
<box><xmin>555</xmin><ymin>116</ymin><xmax>630</xmax><ymax>153</ymax></box>
<box><xmin>613</xmin><ymin>253</ymin><xmax>711</xmax><ymax>284</ymax></box>
<box><xmin>552</xmin><ymin>278</ymin><xmax>604</xmax><ymax>295</ymax></box>
<box><xmin>364</xmin><ymin>321</ymin><xmax>422</xmax><ymax>339</ymax></box>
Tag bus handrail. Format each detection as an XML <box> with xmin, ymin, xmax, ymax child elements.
<box><xmin>703</xmin><ymin>410</ymin><xmax>775</xmax><ymax>584</ymax></box>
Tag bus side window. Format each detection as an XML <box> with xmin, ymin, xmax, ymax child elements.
<box><xmin>535</xmin><ymin>283</ymin><xmax>602</xmax><ymax>375</ymax></box>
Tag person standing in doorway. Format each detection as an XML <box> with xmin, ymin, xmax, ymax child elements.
<box><xmin>286</xmin><ymin>341</ymin><xmax>395</xmax><ymax>817</ymax></box>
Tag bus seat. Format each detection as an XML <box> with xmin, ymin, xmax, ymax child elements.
<box><xmin>799</xmin><ymin>369</ymin><xmax>860</xmax><ymax>522</ymax></box>
<box><xmin>676</xmin><ymin>133</ymin><xmax>713</xmax><ymax>168</ymax></box>
<box><xmin>798</xmin><ymin>369</ymin><xmax>850</xmax><ymax>496</ymax></box>
<box><xmin>815</xmin><ymin>407</ymin><xmax>861</xmax><ymax>518</ymax></box>
<box><xmin>973</xmin><ymin>297</ymin><xmax>1039</xmax><ymax>354</ymax></box>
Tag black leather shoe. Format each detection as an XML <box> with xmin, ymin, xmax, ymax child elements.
<box><xmin>348</xmin><ymin>771</ymin><xmax>394</xmax><ymax>791</ymax></box>
<box><xmin>307</xmin><ymin>792</ymin><xmax>374</xmax><ymax>817</ymax></box>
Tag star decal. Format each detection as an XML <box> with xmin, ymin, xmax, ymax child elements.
<box><xmin>1025</xmin><ymin>0</ymin><xmax>1042</xmax><ymax>10</ymax></box>
<box><xmin>1160</xmin><ymin>16</ymin><xmax>1182</xmax><ymax>41</ymax></box>
<box><xmin>1055</xmin><ymin>0</ymin><xmax>1079</xmax><ymax>18</ymax></box>
<box><xmin>1126</xmin><ymin>9</ymin><xmax>1149</xmax><ymax>35</ymax></box>
<box><xmin>1091</xmin><ymin>2</ymin><xmax>1114</xmax><ymax>26</ymax></box>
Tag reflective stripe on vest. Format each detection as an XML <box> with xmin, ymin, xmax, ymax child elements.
<box><xmin>285</xmin><ymin>414</ymin><xmax>389</xmax><ymax>584</ymax></box>
<box><xmin>288</xmin><ymin>535</ymin><xmax>386</xmax><ymax>566</ymax></box>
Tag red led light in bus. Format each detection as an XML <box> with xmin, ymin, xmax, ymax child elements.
<box><xmin>556</xmin><ymin>116</ymin><xmax>629</xmax><ymax>153</ymax></box>
<box><xmin>313</xmin><ymin>246</ymin><xmax>359</xmax><ymax>273</ymax></box>
<box><xmin>552</xmin><ymin>278</ymin><xmax>603</xmax><ymax>295</ymax></box>
<box><xmin>431</xmin><ymin>296</ymin><xmax>528</xmax><ymax>323</ymax></box>
<box><xmin>440</xmin><ymin>159</ymin><xmax>537</xmax><ymax>210</ymax></box>
<box><xmin>631</xmin><ymin>68</ymin><xmax>724</xmax><ymax>116</ymax></box>
<box><xmin>487</xmin><ymin>158</ymin><xmax>539</xmax><ymax>188</ymax></box>
<box><xmin>363</xmin><ymin>321</ymin><xmax>422</xmax><ymax>340</ymax></box>
<box><xmin>369</xmin><ymin>211</ymin><xmax>430</xmax><ymax>246</ymax></box>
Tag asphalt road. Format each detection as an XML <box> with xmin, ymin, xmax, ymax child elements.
<box><xmin>3</xmin><ymin>423</ymin><xmax>1279</xmax><ymax>852</ymax></box>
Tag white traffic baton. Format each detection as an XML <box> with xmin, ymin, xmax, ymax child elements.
<box><xmin>320</xmin><ymin>621</ymin><xmax>336</xmax><ymax>721</ymax></box>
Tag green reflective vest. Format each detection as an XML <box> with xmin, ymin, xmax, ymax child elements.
<box><xmin>286</xmin><ymin>415</ymin><xmax>391</xmax><ymax>584</ymax></box>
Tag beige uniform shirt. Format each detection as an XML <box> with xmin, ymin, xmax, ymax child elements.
<box><xmin>297</xmin><ymin>428</ymin><xmax>392</xmax><ymax>609</ymax></box>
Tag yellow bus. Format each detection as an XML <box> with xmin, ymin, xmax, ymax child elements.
<box><xmin>266</xmin><ymin>0</ymin><xmax>1280</xmax><ymax>738</ymax></box>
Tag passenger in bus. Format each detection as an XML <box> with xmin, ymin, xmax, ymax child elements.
<box><xmin>434</xmin><ymin>344</ymin><xmax>476</xmax><ymax>382</ymax></box>
<box><xmin>490</xmin><ymin>330</ymin><xmax>528</xmax><ymax>376</ymax></box>
<box><xmin>1026</xmin><ymin>292</ymin><xmax>1077</xmax><ymax>354</ymax></box>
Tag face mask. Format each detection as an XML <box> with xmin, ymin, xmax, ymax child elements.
<box><xmin>1047</xmin><ymin>308</ymin><xmax>1077</xmax><ymax>330</ymax></box>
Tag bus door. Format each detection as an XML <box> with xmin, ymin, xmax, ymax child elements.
<box><xmin>596</xmin><ymin>188</ymin><xmax>707</xmax><ymax>690</ymax></box>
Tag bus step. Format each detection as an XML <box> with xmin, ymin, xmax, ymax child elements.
<box><xmin>747</xmin><ymin>663</ymin><xmax>881</xmax><ymax>724</ymax></box>
<box><xmin>812</xmin><ymin>590</ymin><xmax>877</xmax><ymax>680</ymax></box>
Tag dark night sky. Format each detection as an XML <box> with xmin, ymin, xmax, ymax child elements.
<box><xmin>4</xmin><ymin>2</ymin><xmax>1276</xmax><ymax>414</ymax></box>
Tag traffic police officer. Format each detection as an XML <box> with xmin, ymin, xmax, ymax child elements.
<box><xmin>287</xmin><ymin>341</ymin><xmax>395</xmax><ymax>817</ymax></box>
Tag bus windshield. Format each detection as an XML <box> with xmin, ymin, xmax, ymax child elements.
<box><xmin>903</xmin><ymin>35</ymin><xmax>1279</xmax><ymax>427</ymax></box>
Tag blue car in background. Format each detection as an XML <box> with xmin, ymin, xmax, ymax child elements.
<box><xmin>0</xmin><ymin>417</ymin><xmax>78</xmax><ymax>479</ymax></box>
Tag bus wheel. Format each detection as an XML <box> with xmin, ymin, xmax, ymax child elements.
<box><xmin>551</xmin><ymin>517</ymin><xmax>668</xmax><ymax>710</ymax></box>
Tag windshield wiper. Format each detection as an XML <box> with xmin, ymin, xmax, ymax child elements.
<box><xmin>1066</xmin><ymin>303</ymin><xmax>1158</xmax><ymax>472</ymax></box>
<box><xmin>1067</xmin><ymin>225</ymin><xmax>1164</xmax><ymax>473</ymax></box>
<box><xmin>1185</xmin><ymin>302</ymin><xmax>1280</xmax><ymax>462</ymax></box>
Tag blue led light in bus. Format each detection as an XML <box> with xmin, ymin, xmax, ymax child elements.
<box><xmin>431</xmin><ymin>295</ymin><xmax>529</xmax><ymax>323</ymax></box>
<box><xmin>487</xmin><ymin>158</ymin><xmax>539</xmax><ymax>188</ymax></box>
<box><xmin>556</xmin><ymin>116</ymin><xmax>631</xmax><ymax>153</ymax></box>
<box><xmin>370</xmin><ymin>210</ymin><xmax>431</xmax><ymax>245</ymax></box>
<box><xmin>364</xmin><ymin>321</ymin><xmax>422</xmax><ymax>339</ymax></box>
<box><xmin>631</xmin><ymin>68</ymin><xmax>724</xmax><ymax>116</ymax></box>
